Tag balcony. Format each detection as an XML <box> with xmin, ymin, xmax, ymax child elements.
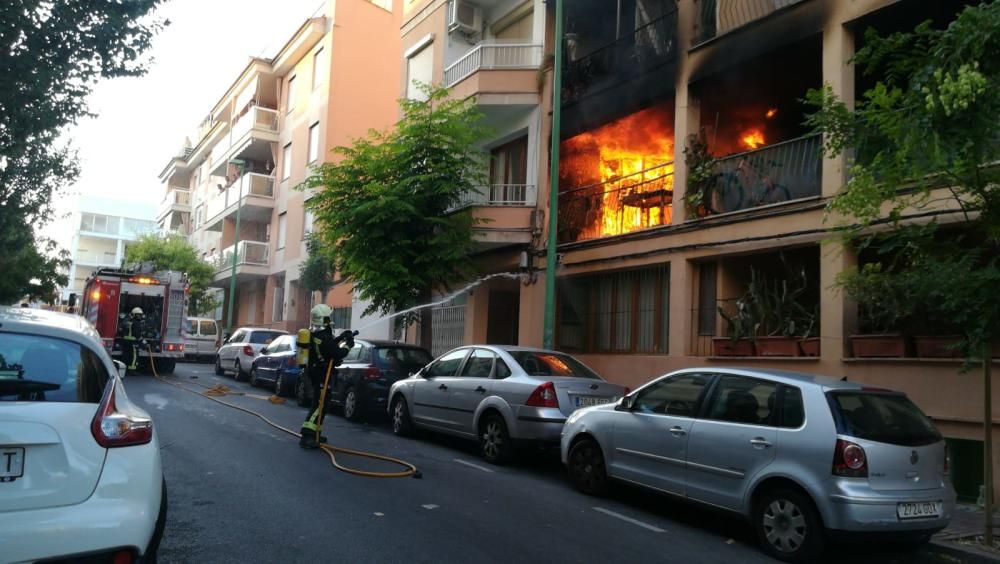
<box><xmin>452</xmin><ymin>184</ymin><xmax>537</xmax><ymax>210</ymax></box>
<box><xmin>209</xmin><ymin>106</ymin><xmax>279</xmax><ymax>174</ymax></box>
<box><xmin>701</xmin><ymin>134</ymin><xmax>821</xmax><ymax>216</ymax></box>
<box><xmin>76</xmin><ymin>250</ymin><xmax>119</xmax><ymax>266</ymax></box>
<box><xmin>693</xmin><ymin>0</ymin><xmax>809</xmax><ymax>46</ymax></box>
<box><xmin>210</xmin><ymin>240</ymin><xmax>270</xmax><ymax>285</ymax></box>
<box><xmin>443</xmin><ymin>44</ymin><xmax>543</xmax><ymax>103</ymax></box>
<box><xmin>449</xmin><ymin>184</ymin><xmax>538</xmax><ymax>249</ymax></box>
<box><xmin>203</xmin><ymin>172</ymin><xmax>275</xmax><ymax>232</ymax></box>
<box><xmin>157</xmin><ymin>188</ymin><xmax>191</xmax><ymax>221</ymax></box>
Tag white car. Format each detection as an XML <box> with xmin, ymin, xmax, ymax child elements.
<box><xmin>214</xmin><ymin>327</ymin><xmax>287</xmax><ymax>381</ymax></box>
<box><xmin>0</xmin><ymin>307</ymin><xmax>166</xmax><ymax>563</ymax></box>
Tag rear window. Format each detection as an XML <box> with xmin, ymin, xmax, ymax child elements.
<box><xmin>199</xmin><ymin>320</ymin><xmax>218</xmax><ymax>336</ymax></box>
<box><xmin>0</xmin><ymin>332</ymin><xmax>109</xmax><ymax>403</ymax></box>
<box><xmin>249</xmin><ymin>331</ymin><xmax>284</xmax><ymax>344</ymax></box>
<box><xmin>828</xmin><ymin>392</ymin><xmax>941</xmax><ymax>447</ymax></box>
<box><xmin>507</xmin><ymin>351</ymin><xmax>602</xmax><ymax>380</ymax></box>
<box><xmin>376</xmin><ymin>347</ymin><xmax>432</xmax><ymax>368</ymax></box>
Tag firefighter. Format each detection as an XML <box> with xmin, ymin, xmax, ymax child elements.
<box><xmin>118</xmin><ymin>307</ymin><xmax>146</xmax><ymax>370</ymax></box>
<box><xmin>299</xmin><ymin>304</ymin><xmax>355</xmax><ymax>449</ymax></box>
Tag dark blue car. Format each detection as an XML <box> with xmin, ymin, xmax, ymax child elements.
<box><xmin>329</xmin><ymin>339</ymin><xmax>432</xmax><ymax>421</ymax></box>
<box><xmin>249</xmin><ymin>334</ymin><xmax>303</xmax><ymax>399</ymax></box>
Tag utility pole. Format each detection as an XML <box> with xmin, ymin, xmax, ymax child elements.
<box><xmin>542</xmin><ymin>0</ymin><xmax>563</xmax><ymax>350</ymax></box>
<box><xmin>986</xmin><ymin>345</ymin><xmax>994</xmax><ymax>546</ymax></box>
<box><xmin>225</xmin><ymin>159</ymin><xmax>246</xmax><ymax>336</ymax></box>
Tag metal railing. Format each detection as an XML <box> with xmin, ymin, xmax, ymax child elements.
<box><xmin>430</xmin><ymin>304</ymin><xmax>466</xmax><ymax>357</ymax></box>
<box><xmin>443</xmin><ymin>43</ymin><xmax>544</xmax><ymax>87</ymax></box>
<box><xmin>707</xmin><ymin>134</ymin><xmax>821</xmax><ymax>215</ymax></box>
<box><xmin>693</xmin><ymin>0</ymin><xmax>807</xmax><ymax>45</ymax></box>
<box><xmin>213</xmin><ymin>240</ymin><xmax>270</xmax><ymax>273</ymax></box>
<box><xmin>210</xmin><ymin>106</ymin><xmax>279</xmax><ymax>166</ymax></box>
<box><xmin>76</xmin><ymin>250</ymin><xmax>119</xmax><ymax>265</ymax></box>
<box><xmin>452</xmin><ymin>184</ymin><xmax>537</xmax><ymax>210</ymax></box>
<box><xmin>558</xmin><ymin>163</ymin><xmax>674</xmax><ymax>244</ymax></box>
<box><xmin>204</xmin><ymin>173</ymin><xmax>275</xmax><ymax>222</ymax></box>
<box><xmin>563</xmin><ymin>9</ymin><xmax>677</xmax><ymax>105</ymax></box>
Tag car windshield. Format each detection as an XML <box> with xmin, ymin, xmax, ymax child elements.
<box><xmin>376</xmin><ymin>347</ymin><xmax>432</xmax><ymax>368</ymax></box>
<box><xmin>0</xmin><ymin>332</ymin><xmax>109</xmax><ymax>403</ymax></box>
<box><xmin>507</xmin><ymin>351</ymin><xmax>602</xmax><ymax>380</ymax></box>
<box><xmin>249</xmin><ymin>331</ymin><xmax>284</xmax><ymax>344</ymax></box>
<box><xmin>828</xmin><ymin>391</ymin><xmax>942</xmax><ymax>447</ymax></box>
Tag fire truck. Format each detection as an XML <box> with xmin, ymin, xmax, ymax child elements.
<box><xmin>80</xmin><ymin>267</ymin><xmax>188</xmax><ymax>374</ymax></box>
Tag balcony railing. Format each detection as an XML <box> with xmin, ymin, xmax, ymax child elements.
<box><xmin>204</xmin><ymin>173</ymin><xmax>275</xmax><ymax>222</ymax></box>
<box><xmin>558</xmin><ymin>163</ymin><xmax>674</xmax><ymax>244</ymax></box>
<box><xmin>443</xmin><ymin>44</ymin><xmax>544</xmax><ymax>87</ymax></box>
<box><xmin>212</xmin><ymin>240</ymin><xmax>270</xmax><ymax>273</ymax></box>
<box><xmin>707</xmin><ymin>134</ymin><xmax>821</xmax><ymax>215</ymax></box>
<box><xmin>694</xmin><ymin>0</ymin><xmax>808</xmax><ymax>45</ymax></box>
<box><xmin>563</xmin><ymin>9</ymin><xmax>677</xmax><ymax>105</ymax></box>
<box><xmin>452</xmin><ymin>184</ymin><xmax>537</xmax><ymax>210</ymax></box>
<box><xmin>210</xmin><ymin>106</ymin><xmax>279</xmax><ymax>167</ymax></box>
<box><xmin>76</xmin><ymin>250</ymin><xmax>119</xmax><ymax>265</ymax></box>
<box><xmin>159</xmin><ymin>188</ymin><xmax>191</xmax><ymax>216</ymax></box>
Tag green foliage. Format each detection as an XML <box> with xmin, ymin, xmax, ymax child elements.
<box><xmin>300</xmin><ymin>84</ymin><xmax>491</xmax><ymax>318</ymax></box>
<box><xmin>806</xmin><ymin>1</ymin><xmax>1000</xmax><ymax>359</ymax></box>
<box><xmin>683</xmin><ymin>130</ymin><xmax>719</xmax><ymax>218</ymax></box>
<box><xmin>0</xmin><ymin>1</ymin><xmax>164</xmax><ymax>302</ymax></box>
<box><xmin>126</xmin><ymin>234</ymin><xmax>217</xmax><ymax>316</ymax></box>
<box><xmin>720</xmin><ymin>260</ymin><xmax>815</xmax><ymax>340</ymax></box>
<box><xmin>298</xmin><ymin>232</ymin><xmax>335</xmax><ymax>300</ymax></box>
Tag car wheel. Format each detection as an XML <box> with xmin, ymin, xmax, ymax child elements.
<box><xmin>233</xmin><ymin>359</ymin><xmax>244</xmax><ymax>382</ymax></box>
<box><xmin>249</xmin><ymin>366</ymin><xmax>259</xmax><ymax>387</ymax></box>
<box><xmin>479</xmin><ymin>413</ymin><xmax>513</xmax><ymax>465</ymax></box>
<box><xmin>390</xmin><ymin>395</ymin><xmax>413</xmax><ymax>436</ymax></box>
<box><xmin>568</xmin><ymin>438</ymin><xmax>609</xmax><ymax>496</ymax></box>
<box><xmin>214</xmin><ymin>355</ymin><xmax>224</xmax><ymax>375</ymax></box>
<box><xmin>274</xmin><ymin>372</ymin><xmax>286</xmax><ymax>396</ymax></box>
<box><xmin>755</xmin><ymin>488</ymin><xmax>824</xmax><ymax>562</ymax></box>
<box><xmin>296</xmin><ymin>377</ymin><xmax>309</xmax><ymax>407</ymax></box>
<box><xmin>343</xmin><ymin>386</ymin><xmax>362</xmax><ymax>422</ymax></box>
<box><xmin>156</xmin><ymin>359</ymin><xmax>176</xmax><ymax>375</ymax></box>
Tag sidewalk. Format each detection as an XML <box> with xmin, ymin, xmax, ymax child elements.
<box><xmin>931</xmin><ymin>504</ymin><xmax>1000</xmax><ymax>562</ymax></box>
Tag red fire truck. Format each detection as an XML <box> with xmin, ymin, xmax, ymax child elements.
<box><xmin>80</xmin><ymin>267</ymin><xmax>188</xmax><ymax>374</ymax></box>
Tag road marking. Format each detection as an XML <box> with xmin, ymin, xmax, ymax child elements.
<box><xmin>453</xmin><ymin>459</ymin><xmax>495</xmax><ymax>473</ymax></box>
<box><xmin>374</xmin><ymin>512</ymin><xmax>384</xmax><ymax>517</ymax></box>
<box><xmin>422</xmin><ymin>504</ymin><xmax>439</xmax><ymax>510</ymax></box>
<box><xmin>592</xmin><ymin>507</ymin><xmax>665</xmax><ymax>533</ymax></box>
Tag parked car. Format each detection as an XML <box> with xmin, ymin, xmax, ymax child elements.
<box><xmin>0</xmin><ymin>306</ymin><xmax>166</xmax><ymax>563</ymax></box>
<box><xmin>184</xmin><ymin>316</ymin><xmax>220</xmax><ymax>362</ymax></box>
<box><xmin>560</xmin><ymin>367</ymin><xmax>955</xmax><ymax>562</ymax></box>
<box><xmin>215</xmin><ymin>327</ymin><xmax>287</xmax><ymax>381</ymax></box>
<box><xmin>387</xmin><ymin>345</ymin><xmax>626</xmax><ymax>464</ymax></box>
<box><xmin>249</xmin><ymin>334</ymin><xmax>303</xmax><ymax>397</ymax></box>
<box><xmin>326</xmin><ymin>339</ymin><xmax>432</xmax><ymax>421</ymax></box>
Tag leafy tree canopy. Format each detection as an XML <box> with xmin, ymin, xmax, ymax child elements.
<box><xmin>300</xmin><ymin>84</ymin><xmax>491</xmax><ymax>318</ymax></box>
<box><xmin>126</xmin><ymin>234</ymin><xmax>218</xmax><ymax>316</ymax></box>
<box><xmin>299</xmin><ymin>232</ymin><xmax>336</xmax><ymax>301</ymax></box>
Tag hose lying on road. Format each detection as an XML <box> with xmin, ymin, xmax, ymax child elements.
<box><xmin>144</xmin><ymin>350</ymin><xmax>420</xmax><ymax>479</ymax></box>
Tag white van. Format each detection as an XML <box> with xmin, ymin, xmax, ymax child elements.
<box><xmin>184</xmin><ymin>317</ymin><xmax>220</xmax><ymax>362</ymax></box>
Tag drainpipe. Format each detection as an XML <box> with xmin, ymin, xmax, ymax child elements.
<box><xmin>225</xmin><ymin>159</ymin><xmax>246</xmax><ymax>335</ymax></box>
<box><xmin>542</xmin><ymin>0</ymin><xmax>563</xmax><ymax>350</ymax></box>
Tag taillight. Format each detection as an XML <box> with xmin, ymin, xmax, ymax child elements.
<box><xmin>286</xmin><ymin>356</ymin><xmax>298</xmax><ymax>368</ymax></box>
<box><xmin>91</xmin><ymin>381</ymin><xmax>153</xmax><ymax>448</ymax></box>
<box><xmin>243</xmin><ymin>345</ymin><xmax>254</xmax><ymax>356</ymax></box>
<box><xmin>832</xmin><ymin>438</ymin><xmax>868</xmax><ymax>477</ymax></box>
<box><xmin>526</xmin><ymin>382</ymin><xmax>559</xmax><ymax>408</ymax></box>
<box><xmin>365</xmin><ymin>366</ymin><xmax>382</xmax><ymax>380</ymax></box>
<box><xmin>112</xmin><ymin>550</ymin><xmax>135</xmax><ymax>564</ymax></box>
<box><xmin>164</xmin><ymin>343</ymin><xmax>184</xmax><ymax>352</ymax></box>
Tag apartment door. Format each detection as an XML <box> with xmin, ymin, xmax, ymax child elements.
<box><xmin>486</xmin><ymin>290</ymin><xmax>519</xmax><ymax>345</ymax></box>
<box><xmin>489</xmin><ymin>137</ymin><xmax>528</xmax><ymax>204</ymax></box>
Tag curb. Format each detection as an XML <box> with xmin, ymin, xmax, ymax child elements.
<box><xmin>929</xmin><ymin>538</ymin><xmax>1000</xmax><ymax>563</ymax></box>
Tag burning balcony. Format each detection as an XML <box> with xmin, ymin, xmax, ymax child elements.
<box><xmin>558</xmin><ymin>102</ymin><xmax>675</xmax><ymax>244</ymax></box>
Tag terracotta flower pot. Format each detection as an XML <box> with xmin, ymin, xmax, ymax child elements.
<box><xmin>755</xmin><ymin>336</ymin><xmax>801</xmax><ymax>357</ymax></box>
<box><xmin>713</xmin><ymin>337</ymin><xmax>754</xmax><ymax>357</ymax></box>
<box><xmin>798</xmin><ymin>337</ymin><xmax>820</xmax><ymax>357</ymax></box>
<box><xmin>913</xmin><ymin>335</ymin><xmax>962</xmax><ymax>358</ymax></box>
<box><xmin>849</xmin><ymin>334</ymin><xmax>906</xmax><ymax>358</ymax></box>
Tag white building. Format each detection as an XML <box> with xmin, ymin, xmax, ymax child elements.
<box><xmin>61</xmin><ymin>196</ymin><xmax>157</xmax><ymax>303</ymax></box>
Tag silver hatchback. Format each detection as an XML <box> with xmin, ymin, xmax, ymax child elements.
<box><xmin>388</xmin><ymin>346</ymin><xmax>627</xmax><ymax>464</ymax></box>
<box><xmin>560</xmin><ymin>368</ymin><xmax>955</xmax><ymax>562</ymax></box>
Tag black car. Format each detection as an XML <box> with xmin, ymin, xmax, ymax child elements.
<box><xmin>328</xmin><ymin>339</ymin><xmax>432</xmax><ymax>421</ymax></box>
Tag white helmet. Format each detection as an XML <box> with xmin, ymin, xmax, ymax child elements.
<box><xmin>131</xmin><ymin>307</ymin><xmax>144</xmax><ymax>317</ymax></box>
<box><xmin>310</xmin><ymin>304</ymin><xmax>333</xmax><ymax>328</ymax></box>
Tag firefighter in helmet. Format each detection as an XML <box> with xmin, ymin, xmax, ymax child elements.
<box><xmin>119</xmin><ymin>307</ymin><xmax>146</xmax><ymax>370</ymax></box>
<box><xmin>299</xmin><ymin>304</ymin><xmax>355</xmax><ymax>449</ymax></box>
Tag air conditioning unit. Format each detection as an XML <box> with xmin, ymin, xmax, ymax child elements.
<box><xmin>448</xmin><ymin>0</ymin><xmax>481</xmax><ymax>35</ymax></box>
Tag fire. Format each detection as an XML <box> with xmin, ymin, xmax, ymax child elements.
<box><xmin>560</xmin><ymin>103</ymin><xmax>675</xmax><ymax>239</ymax></box>
<box><xmin>740</xmin><ymin>128</ymin><xmax>766</xmax><ymax>150</ymax></box>
<box><xmin>765</xmin><ymin>107</ymin><xmax>778</xmax><ymax>119</ymax></box>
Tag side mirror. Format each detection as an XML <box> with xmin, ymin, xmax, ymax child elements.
<box><xmin>260</xmin><ymin>347</ymin><xmax>269</xmax><ymax>355</ymax></box>
<box><xmin>617</xmin><ymin>395</ymin><xmax>633</xmax><ymax>411</ymax></box>
<box><xmin>114</xmin><ymin>360</ymin><xmax>127</xmax><ymax>379</ymax></box>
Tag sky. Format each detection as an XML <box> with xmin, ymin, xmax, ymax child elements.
<box><xmin>43</xmin><ymin>0</ymin><xmax>325</xmax><ymax>247</ymax></box>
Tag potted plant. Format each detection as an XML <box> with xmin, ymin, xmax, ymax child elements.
<box><xmin>751</xmin><ymin>266</ymin><xmax>808</xmax><ymax>357</ymax></box>
<box><xmin>713</xmin><ymin>297</ymin><xmax>756</xmax><ymax>356</ymax></box>
<box><xmin>798</xmin><ymin>307</ymin><xmax>821</xmax><ymax>357</ymax></box>
<box><xmin>838</xmin><ymin>263</ymin><xmax>912</xmax><ymax>358</ymax></box>
<box><xmin>683</xmin><ymin>131</ymin><xmax>719</xmax><ymax>219</ymax></box>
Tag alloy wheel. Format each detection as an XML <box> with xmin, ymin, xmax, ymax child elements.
<box><xmin>344</xmin><ymin>389</ymin><xmax>356</xmax><ymax>419</ymax></box>
<box><xmin>275</xmin><ymin>373</ymin><xmax>284</xmax><ymax>396</ymax></box>
<box><xmin>392</xmin><ymin>400</ymin><xmax>404</xmax><ymax>433</ymax></box>
<box><xmin>762</xmin><ymin>498</ymin><xmax>807</xmax><ymax>554</ymax></box>
<box><xmin>482</xmin><ymin>421</ymin><xmax>504</xmax><ymax>460</ymax></box>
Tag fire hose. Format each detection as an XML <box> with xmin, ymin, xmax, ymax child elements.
<box><xmin>144</xmin><ymin>348</ymin><xmax>421</xmax><ymax>479</ymax></box>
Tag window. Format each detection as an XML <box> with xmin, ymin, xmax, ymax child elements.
<box><xmin>308</xmin><ymin>122</ymin><xmax>320</xmax><ymax>163</ymax></box>
<box><xmin>273</xmin><ymin>283</ymin><xmax>285</xmax><ymax>322</ymax></box>
<box><xmin>489</xmin><ymin>136</ymin><xmax>528</xmax><ymax>203</ymax></box>
<box><xmin>632</xmin><ymin>373</ymin><xmax>711</xmax><ymax>417</ymax></box>
<box><xmin>331</xmin><ymin>306</ymin><xmax>351</xmax><ymax>330</ymax></box>
<box><xmin>311</xmin><ymin>48</ymin><xmax>325</xmax><ymax>90</ymax></box>
<box><xmin>557</xmin><ymin>264</ymin><xmax>670</xmax><ymax>354</ymax></box>
<box><xmin>0</xmin><ymin>333</ymin><xmax>109</xmax><ymax>403</ymax></box>
<box><xmin>828</xmin><ymin>391</ymin><xmax>942</xmax><ymax>447</ymax></box>
<box><xmin>705</xmin><ymin>375</ymin><xmax>778</xmax><ymax>426</ymax></box>
<box><xmin>343</xmin><ymin>344</ymin><xmax>363</xmax><ymax>363</ymax></box>
<box><xmin>494</xmin><ymin>359</ymin><xmax>512</xmax><ymax>379</ymax></box>
<box><xmin>303</xmin><ymin>209</ymin><xmax>315</xmax><ymax>235</ymax></box>
<box><xmin>248</xmin><ymin>331</ymin><xmax>284</xmax><ymax>345</ymax></box>
<box><xmin>405</xmin><ymin>43</ymin><xmax>433</xmax><ymax>101</ymax></box>
<box><xmin>199</xmin><ymin>320</ymin><xmax>218</xmax><ymax>337</ymax></box>
<box><xmin>494</xmin><ymin>9</ymin><xmax>533</xmax><ymax>42</ymax></box>
<box><xmin>229</xmin><ymin>330</ymin><xmax>246</xmax><ymax>343</ymax></box>
<box><xmin>508</xmin><ymin>351</ymin><xmax>601</xmax><ymax>379</ymax></box>
<box><xmin>698</xmin><ymin>262</ymin><xmax>718</xmax><ymax>336</ymax></box>
<box><xmin>269</xmin><ymin>336</ymin><xmax>291</xmax><ymax>353</ymax></box>
<box><xmin>375</xmin><ymin>347</ymin><xmax>433</xmax><ymax>370</ymax></box>
<box><xmin>779</xmin><ymin>386</ymin><xmax>805</xmax><ymax>428</ymax></box>
<box><xmin>286</xmin><ymin>76</ymin><xmax>296</xmax><ymax>113</ymax></box>
<box><xmin>277</xmin><ymin>213</ymin><xmax>287</xmax><ymax>249</ymax></box>
<box><xmin>460</xmin><ymin>349</ymin><xmax>496</xmax><ymax>378</ymax></box>
<box><xmin>281</xmin><ymin>143</ymin><xmax>292</xmax><ymax>180</ymax></box>
<box><xmin>425</xmin><ymin>349</ymin><xmax>469</xmax><ymax>377</ymax></box>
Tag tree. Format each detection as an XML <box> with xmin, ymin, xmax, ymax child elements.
<box><xmin>126</xmin><ymin>234</ymin><xmax>218</xmax><ymax>316</ymax></box>
<box><xmin>0</xmin><ymin>1</ymin><xmax>164</xmax><ymax>302</ymax></box>
<box><xmin>806</xmin><ymin>1</ymin><xmax>1000</xmax><ymax>542</ymax></box>
<box><xmin>300</xmin><ymin>84</ymin><xmax>491</xmax><ymax>327</ymax></box>
<box><xmin>299</xmin><ymin>232</ymin><xmax>336</xmax><ymax>302</ymax></box>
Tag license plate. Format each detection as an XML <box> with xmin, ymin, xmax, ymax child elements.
<box><xmin>575</xmin><ymin>396</ymin><xmax>613</xmax><ymax>408</ymax></box>
<box><xmin>0</xmin><ymin>447</ymin><xmax>24</xmax><ymax>483</ymax></box>
<box><xmin>897</xmin><ymin>501</ymin><xmax>941</xmax><ymax>520</ymax></box>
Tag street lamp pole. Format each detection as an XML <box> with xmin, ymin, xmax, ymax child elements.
<box><xmin>543</xmin><ymin>0</ymin><xmax>564</xmax><ymax>350</ymax></box>
<box><xmin>225</xmin><ymin>159</ymin><xmax>246</xmax><ymax>336</ymax></box>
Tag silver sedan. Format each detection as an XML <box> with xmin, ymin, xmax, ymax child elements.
<box><xmin>388</xmin><ymin>345</ymin><xmax>627</xmax><ymax>464</ymax></box>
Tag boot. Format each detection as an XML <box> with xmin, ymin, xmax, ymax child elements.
<box><xmin>299</xmin><ymin>432</ymin><xmax>319</xmax><ymax>449</ymax></box>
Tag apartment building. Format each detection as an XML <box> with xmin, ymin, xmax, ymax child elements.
<box><xmin>157</xmin><ymin>0</ymin><xmax>402</xmax><ymax>333</ymax></box>
<box><xmin>62</xmin><ymin>196</ymin><xmax>157</xmax><ymax>304</ymax></box>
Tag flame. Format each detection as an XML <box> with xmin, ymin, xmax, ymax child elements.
<box><xmin>740</xmin><ymin>128</ymin><xmax>766</xmax><ymax>150</ymax></box>
<box><xmin>561</xmin><ymin>103</ymin><xmax>675</xmax><ymax>239</ymax></box>
<box><xmin>765</xmin><ymin>107</ymin><xmax>778</xmax><ymax>119</ymax></box>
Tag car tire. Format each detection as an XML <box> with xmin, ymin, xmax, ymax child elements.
<box><xmin>754</xmin><ymin>488</ymin><xmax>825</xmax><ymax>563</ymax></box>
<box><xmin>249</xmin><ymin>366</ymin><xmax>259</xmax><ymax>387</ymax></box>
<box><xmin>233</xmin><ymin>359</ymin><xmax>245</xmax><ymax>382</ymax></box>
<box><xmin>567</xmin><ymin>438</ymin><xmax>609</xmax><ymax>496</ymax></box>
<box><xmin>343</xmin><ymin>386</ymin><xmax>362</xmax><ymax>422</ymax></box>
<box><xmin>296</xmin><ymin>376</ymin><xmax>309</xmax><ymax>407</ymax></box>
<box><xmin>214</xmin><ymin>355</ymin><xmax>224</xmax><ymax>375</ymax></box>
<box><xmin>274</xmin><ymin>372</ymin><xmax>286</xmax><ymax>396</ymax></box>
<box><xmin>156</xmin><ymin>359</ymin><xmax>176</xmax><ymax>375</ymax></box>
<box><xmin>390</xmin><ymin>395</ymin><xmax>413</xmax><ymax>437</ymax></box>
<box><xmin>479</xmin><ymin>413</ymin><xmax>513</xmax><ymax>465</ymax></box>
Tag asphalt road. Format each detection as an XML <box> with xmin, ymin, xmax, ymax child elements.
<box><xmin>125</xmin><ymin>362</ymin><xmax>955</xmax><ymax>564</ymax></box>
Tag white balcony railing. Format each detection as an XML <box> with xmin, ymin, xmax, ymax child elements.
<box><xmin>204</xmin><ymin>173</ymin><xmax>275</xmax><ymax>223</ymax></box>
<box><xmin>158</xmin><ymin>189</ymin><xmax>191</xmax><ymax>216</ymax></box>
<box><xmin>452</xmin><ymin>184</ymin><xmax>537</xmax><ymax>210</ymax></box>
<box><xmin>76</xmin><ymin>250</ymin><xmax>119</xmax><ymax>265</ymax></box>
<box><xmin>213</xmin><ymin>240</ymin><xmax>270</xmax><ymax>273</ymax></box>
<box><xmin>443</xmin><ymin>44</ymin><xmax>544</xmax><ymax>87</ymax></box>
<box><xmin>210</xmin><ymin>106</ymin><xmax>279</xmax><ymax>167</ymax></box>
